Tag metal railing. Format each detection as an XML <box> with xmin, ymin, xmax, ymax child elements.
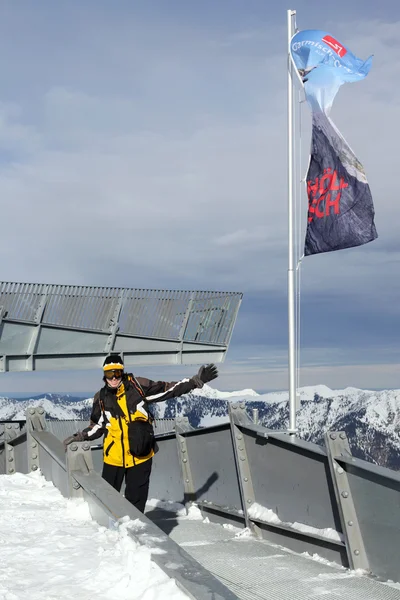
<box><xmin>3</xmin><ymin>403</ymin><xmax>400</xmax><ymax>585</ymax></box>
<box><xmin>0</xmin><ymin>282</ymin><xmax>243</xmax><ymax>371</ymax></box>
<box><xmin>1</xmin><ymin>408</ymin><xmax>236</xmax><ymax>600</ymax></box>
<box><xmin>0</xmin><ymin>281</ymin><xmax>242</xmax><ymax>344</ymax></box>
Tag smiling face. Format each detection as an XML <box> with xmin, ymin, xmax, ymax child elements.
<box><xmin>104</xmin><ymin>369</ymin><xmax>123</xmax><ymax>388</ymax></box>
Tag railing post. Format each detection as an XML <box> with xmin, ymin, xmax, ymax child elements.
<box><xmin>66</xmin><ymin>441</ymin><xmax>94</xmax><ymax>498</ymax></box>
<box><xmin>0</xmin><ymin>303</ymin><xmax>5</xmax><ymax>371</ymax></box>
<box><xmin>26</xmin><ymin>286</ymin><xmax>49</xmax><ymax>371</ymax></box>
<box><xmin>4</xmin><ymin>424</ymin><xmax>16</xmax><ymax>475</ymax></box>
<box><xmin>177</xmin><ymin>294</ymin><xmax>195</xmax><ymax>363</ymax></box>
<box><xmin>104</xmin><ymin>291</ymin><xmax>125</xmax><ymax>353</ymax></box>
<box><xmin>175</xmin><ymin>416</ymin><xmax>196</xmax><ymax>506</ymax></box>
<box><xmin>229</xmin><ymin>403</ymin><xmax>260</xmax><ymax>536</ymax></box>
<box><xmin>26</xmin><ymin>407</ymin><xmax>47</xmax><ymax>472</ymax></box>
<box><xmin>325</xmin><ymin>431</ymin><xmax>370</xmax><ymax>572</ymax></box>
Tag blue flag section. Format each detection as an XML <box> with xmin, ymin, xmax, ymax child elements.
<box><xmin>290</xmin><ymin>30</ymin><xmax>378</xmax><ymax>256</ymax></box>
<box><xmin>290</xmin><ymin>29</ymin><xmax>373</xmax><ymax>114</ymax></box>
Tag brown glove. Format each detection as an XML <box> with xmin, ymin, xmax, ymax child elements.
<box><xmin>192</xmin><ymin>364</ymin><xmax>218</xmax><ymax>388</ymax></box>
<box><xmin>63</xmin><ymin>431</ymin><xmax>86</xmax><ymax>451</ymax></box>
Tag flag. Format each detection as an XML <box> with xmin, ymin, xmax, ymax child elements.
<box><xmin>290</xmin><ymin>30</ymin><xmax>378</xmax><ymax>256</ymax></box>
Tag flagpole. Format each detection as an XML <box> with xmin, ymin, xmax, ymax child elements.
<box><xmin>287</xmin><ymin>9</ymin><xmax>297</xmax><ymax>434</ymax></box>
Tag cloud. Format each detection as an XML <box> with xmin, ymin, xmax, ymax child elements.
<box><xmin>2</xmin><ymin>12</ymin><xmax>395</xmax><ymax>296</ymax></box>
<box><xmin>0</xmin><ymin>91</ymin><xmax>288</xmax><ymax>290</ymax></box>
<box><xmin>217</xmin><ymin>361</ymin><xmax>400</xmax><ymax>393</ymax></box>
<box><xmin>0</xmin><ymin>5</ymin><xmax>399</xmax><ymax>391</ymax></box>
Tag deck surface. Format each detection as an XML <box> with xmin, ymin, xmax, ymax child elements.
<box><xmin>148</xmin><ymin>510</ymin><xmax>400</xmax><ymax>600</ymax></box>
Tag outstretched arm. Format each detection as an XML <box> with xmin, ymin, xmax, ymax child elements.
<box><xmin>136</xmin><ymin>364</ymin><xmax>218</xmax><ymax>404</ymax></box>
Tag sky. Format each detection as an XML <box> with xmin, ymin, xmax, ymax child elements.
<box><xmin>1</xmin><ymin>0</ymin><xmax>400</xmax><ymax>394</ymax></box>
<box><xmin>0</xmin><ymin>471</ymin><xmax>193</xmax><ymax>600</ymax></box>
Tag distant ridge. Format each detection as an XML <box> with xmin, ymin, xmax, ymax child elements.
<box><xmin>1</xmin><ymin>384</ymin><xmax>399</xmax><ymax>469</ymax></box>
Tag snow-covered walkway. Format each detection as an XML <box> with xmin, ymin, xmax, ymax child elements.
<box><xmin>151</xmin><ymin>510</ymin><xmax>400</xmax><ymax>600</ymax></box>
<box><xmin>0</xmin><ymin>472</ymin><xmax>188</xmax><ymax>600</ymax></box>
<box><xmin>2</xmin><ymin>471</ymin><xmax>400</xmax><ymax>600</ymax></box>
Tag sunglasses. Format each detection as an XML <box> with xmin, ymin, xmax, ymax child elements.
<box><xmin>104</xmin><ymin>369</ymin><xmax>123</xmax><ymax>380</ymax></box>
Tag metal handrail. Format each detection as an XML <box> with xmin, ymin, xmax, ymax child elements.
<box><xmin>31</xmin><ymin>430</ymin><xmax>66</xmax><ymax>471</ymax></box>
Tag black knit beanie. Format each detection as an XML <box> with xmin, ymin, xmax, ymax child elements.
<box><xmin>103</xmin><ymin>354</ymin><xmax>124</xmax><ymax>372</ymax></box>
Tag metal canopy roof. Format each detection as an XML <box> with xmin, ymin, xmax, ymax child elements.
<box><xmin>0</xmin><ymin>281</ymin><xmax>242</xmax><ymax>372</ymax></box>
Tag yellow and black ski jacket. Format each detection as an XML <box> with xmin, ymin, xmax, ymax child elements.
<box><xmin>82</xmin><ymin>374</ymin><xmax>197</xmax><ymax>468</ymax></box>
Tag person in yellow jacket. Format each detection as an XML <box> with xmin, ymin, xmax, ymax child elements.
<box><xmin>63</xmin><ymin>354</ymin><xmax>218</xmax><ymax>512</ymax></box>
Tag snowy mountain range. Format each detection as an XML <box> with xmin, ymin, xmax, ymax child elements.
<box><xmin>161</xmin><ymin>384</ymin><xmax>400</xmax><ymax>469</ymax></box>
<box><xmin>0</xmin><ymin>394</ymin><xmax>93</xmax><ymax>421</ymax></box>
<box><xmin>1</xmin><ymin>385</ymin><xmax>399</xmax><ymax>470</ymax></box>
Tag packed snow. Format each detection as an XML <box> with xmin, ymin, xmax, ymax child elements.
<box><xmin>248</xmin><ymin>502</ymin><xmax>344</xmax><ymax>542</ymax></box>
<box><xmin>0</xmin><ymin>471</ymin><xmax>189</xmax><ymax>600</ymax></box>
<box><xmin>145</xmin><ymin>498</ymin><xmax>205</xmax><ymax>521</ymax></box>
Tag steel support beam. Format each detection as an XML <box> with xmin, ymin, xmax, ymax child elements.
<box><xmin>5</xmin><ymin>439</ymin><xmax>15</xmax><ymax>475</ymax></box>
<box><xmin>104</xmin><ymin>291</ymin><xmax>124</xmax><ymax>353</ymax></box>
<box><xmin>229</xmin><ymin>403</ymin><xmax>259</xmax><ymax>535</ymax></box>
<box><xmin>175</xmin><ymin>416</ymin><xmax>196</xmax><ymax>505</ymax></box>
<box><xmin>26</xmin><ymin>407</ymin><xmax>46</xmax><ymax>472</ymax></box>
<box><xmin>26</xmin><ymin>286</ymin><xmax>49</xmax><ymax>371</ymax></box>
<box><xmin>4</xmin><ymin>423</ymin><xmax>22</xmax><ymax>475</ymax></box>
<box><xmin>0</xmin><ymin>304</ymin><xmax>6</xmax><ymax>372</ymax></box>
<box><xmin>325</xmin><ymin>431</ymin><xmax>370</xmax><ymax>572</ymax></box>
<box><xmin>66</xmin><ymin>441</ymin><xmax>94</xmax><ymax>498</ymax></box>
<box><xmin>178</xmin><ymin>295</ymin><xmax>195</xmax><ymax>362</ymax></box>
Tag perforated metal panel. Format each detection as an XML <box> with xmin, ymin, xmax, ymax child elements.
<box><xmin>0</xmin><ymin>281</ymin><xmax>242</xmax><ymax>371</ymax></box>
<box><xmin>0</xmin><ymin>282</ymin><xmax>241</xmax><ymax>342</ymax></box>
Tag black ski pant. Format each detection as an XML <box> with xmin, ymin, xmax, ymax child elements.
<box><xmin>102</xmin><ymin>458</ymin><xmax>153</xmax><ymax>513</ymax></box>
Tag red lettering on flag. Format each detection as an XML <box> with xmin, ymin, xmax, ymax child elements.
<box><xmin>322</xmin><ymin>35</ymin><xmax>347</xmax><ymax>58</ymax></box>
<box><xmin>307</xmin><ymin>168</ymin><xmax>348</xmax><ymax>223</ymax></box>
